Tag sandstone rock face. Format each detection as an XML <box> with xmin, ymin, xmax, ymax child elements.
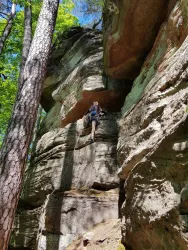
<box><xmin>22</xmin><ymin>114</ymin><xmax>120</xmax><ymax>207</ymax></box>
<box><xmin>114</xmin><ymin>0</ymin><xmax>188</xmax><ymax>249</ymax></box>
<box><xmin>37</xmin><ymin>191</ymin><xmax>119</xmax><ymax>250</ymax></box>
<box><xmin>10</xmin><ymin>115</ymin><xmax>121</xmax><ymax>250</ymax></box>
<box><xmin>10</xmin><ymin>28</ymin><xmax>123</xmax><ymax>250</ymax></box>
<box><xmin>121</xmin><ymin>121</ymin><xmax>188</xmax><ymax>250</ymax></box>
<box><xmin>10</xmin><ymin>0</ymin><xmax>188</xmax><ymax>249</ymax></box>
<box><xmin>66</xmin><ymin>219</ymin><xmax>123</xmax><ymax>250</ymax></box>
<box><xmin>9</xmin><ymin>207</ymin><xmax>41</xmax><ymax>249</ymax></box>
<box><xmin>41</xmin><ymin>27</ymin><xmax>131</xmax><ymax>127</ymax></box>
<box><xmin>104</xmin><ymin>0</ymin><xmax>170</xmax><ymax>79</ymax></box>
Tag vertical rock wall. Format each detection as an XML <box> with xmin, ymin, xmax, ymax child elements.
<box><xmin>10</xmin><ymin>0</ymin><xmax>188</xmax><ymax>249</ymax></box>
<box><xmin>9</xmin><ymin>28</ymin><xmax>128</xmax><ymax>250</ymax></box>
<box><xmin>104</xmin><ymin>0</ymin><xmax>188</xmax><ymax>249</ymax></box>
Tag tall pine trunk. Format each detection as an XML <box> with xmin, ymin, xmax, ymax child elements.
<box><xmin>0</xmin><ymin>1</ymin><xmax>59</xmax><ymax>249</ymax></box>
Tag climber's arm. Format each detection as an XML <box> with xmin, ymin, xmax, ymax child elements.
<box><xmin>99</xmin><ymin>106</ymin><xmax>106</xmax><ymax>116</ymax></box>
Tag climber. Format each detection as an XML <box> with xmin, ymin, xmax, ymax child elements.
<box><xmin>84</xmin><ymin>101</ymin><xmax>104</xmax><ymax>143</ymax></box>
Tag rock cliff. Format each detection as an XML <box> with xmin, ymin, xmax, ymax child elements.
<box><xmin>104</xmin><ymin>0</ymin><xmax>188</xmax><ymax>249</ymax></box>
<box><xmin>9</xmin><ymin>28</ymin><xmax>127</xmax><ymax>250</ymax></box>
<box><xmin>10</xmin><ymin>0</ymin><xmax>188</xmax><ymax>249</ymax></box>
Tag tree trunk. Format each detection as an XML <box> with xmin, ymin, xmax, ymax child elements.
<box><xmin>19</xmin><ymin>0</ymin><xmax>32</xmax><ymax>87</ymax></box>
<box><xmin>0</xmin><ymin>0</ymin><xmax>59</xmax><ymax>249</ymax></box>
<box><xmin>0</xmin><ymin>2</ymin><xmax>16</xmax><ymax>55</ymax></box>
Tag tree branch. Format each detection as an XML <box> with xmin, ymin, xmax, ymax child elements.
<box><xmin>0</xmin><ymin>13</ymin><xmax>8</xmax><ymax>20</ymax></box>
<box><xmin>92</xmin><ymin>18</ymin><xmax>102</xmax><ymax>29</ymax></box>
<box><xmin>0</xmin><ymin>2</ymin><xmax>16</xmax><ymax>55</ymax></box>
<box><xmin>0</xmin><ymin>11</ymin><xmax>9</xmax><ymax>16</ymax></box>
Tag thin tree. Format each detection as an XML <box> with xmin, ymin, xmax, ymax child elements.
<box><xmin>19</xmin><ymin>0</ymin><xmax>32</xmax><ymax>87</ymax></box>
<box><xmin>0</xmin><ymin>1</ymin><xmax>16</xmax><ymax>54</ymax></box>
<box><xmin>0</xmin><ymin>0</ymin><xmax>59</xmax><ymax>249</ymax></box>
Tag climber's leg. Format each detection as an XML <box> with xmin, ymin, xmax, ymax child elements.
<box><xmin>91</xmin><ymin>120</ymin><xmax>96</xmax><ymax>142</ymax></box>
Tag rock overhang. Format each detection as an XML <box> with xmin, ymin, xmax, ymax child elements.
<box><xmin>103</xmin><ymin>0</ymin><xmax>172</xmax><ymax>79</ymax></box>
<box><xmin>41</xmin><ymin>26</ymin><xmax>133</xmax><ymax>127</ymax></box>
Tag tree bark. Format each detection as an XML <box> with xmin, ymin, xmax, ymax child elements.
<box><xmin>0</xmin><ymin>2</ymin><xmax>16</xmax><ymax>55</ymax></box>
<box><xmin>19</xmin><ymin>0</ymin><xmax>32</xmax><ymax>85</ymax></box>
<box><xmin>0</xmin><ymin>0</ymin><xmax>59</xmax><ymax>249</ymax></box>
<box><xmin>17</xmin><ymin>0</ymin><xmax>32</xmax><ymax>95</ymax></box>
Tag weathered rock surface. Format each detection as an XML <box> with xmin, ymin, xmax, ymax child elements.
<box><xmin>121</xmin><ymin>120</ymin><xmax>188</xmax><ymax>250</ymax></box>
<box><xmin>66</xmin><ymin>219</ymin><xmax>123</xmax><ymax>250</ymax></box>
<box><xmin>9</xmin><ymin>28</ymin><xmax>123</xmax><ymax>249</ymax></box>
<box><xmin>112</xmin><ymin>0</ymin><xmax>188</xmax><ymax>249</ymax></box>
<box><xmin>10</xmin><ymin>207</ymin><xmax>41</xmax><ymax>249</ymax></box>
<box><xmin>10</xmin><ymin>0</ymin><xmax>188</xmax><ymax>249</ymax></box>
<box><xmin>41</xmin><ymin>27</ymin><xmax>131</xmax><ymax>127</ymax></box>
<box><xmin>22</xmin><ymin>113</ymin><xmax>120</xmax><ymax>207</ymax></box>
<box><xmin>104</xmin><ymin>0</ymin><xmax>170</xmax><ymax>79</ymax></box>
<box><xmin>10</xmin><ymin>113</ymin><xmax>121</xmax><ymax>250</ymax></box>
<box><xmin>37</xmin><ymin>190</ymin><xmax>119</xmax><ymax>250</ymax></box>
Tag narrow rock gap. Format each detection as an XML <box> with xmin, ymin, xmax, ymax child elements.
<box><xmin>8</xmin><ymin>248</ymin><xmax>33</xmax><ymax>250</ymax></box>
<box><xmin>17</xmin><ymin>200</ymin><xmax>41</xmax><ymax>211</ymax></box>
<box><xmin>91</xmin><ymin>182</ymin><xmax>119</xmax><ymax>191</ymax></box>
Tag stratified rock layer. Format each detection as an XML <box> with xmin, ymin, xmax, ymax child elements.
<box><xmin>66</xmin><ymin>219</ymin><xmax>123</xmax><ymax>250</ymax></box>
<box><xmin>41</xmin><ymin>27</ymin><xmax>131</xmax><ymax>127</ymax></box>
<box><xmin>37</xmin><ymin>190</ymin><xmax>119</xmax><ymax>250</ymax></box>
<box><xmin>114</xmin><ymin>0</ymin><xmax>188</xmax><ymax>249</ymax></box>
<box><xmin>22</xmin><ymin>114</ymin><xmax>120</xmax><ymax>207</ymax></box>
<box><xmin>10</xmin><ymin>28</ymin><xmax>123</xmax><ymax>250</ymax></box>
<box><xmin>10</xmin><ymin>116</ymin><xmax>120</xmax><ymax>250</ymax></box>
<box><xmin>10</xmin><ymin>0</ymin><xmax>188</xmax><ymax>248</ymax></box>
<box><xmin>10</xmin><ymin>108</ymin><xmax>121</xmax><ymax>250</ymax></box>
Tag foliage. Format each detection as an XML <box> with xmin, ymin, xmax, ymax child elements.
<box><xmin>0</xmin><ymin>0</ymin><xmax>78</xmax><ymax>146</ymax></box>
<box><xmin>55</xmin><ymin>0</ymin><xmax>78</xmax><ymax>39</ymax></box>
<box><xmin>116</xmin><ymin>241</ymin><xmax>126</xmax><ymax>250</ymax></box>
<box><xmin>82</xmin><ymin>0</ymin><xmax>104</xmax><ymax>13</ymax></box>
<box><xmin>73</xmin><ymin>0</ymin><xmax>103</xmax><ymax>27</ymax></box>
<box><xmin>73</xmin><ymin>0</ymin><xmax>118</xmax><ymax>28</ymax></box>
<box><xmin>0</xmin><ymin>0</ymin><xmax>12</xmax><ymax>13</ymax></box>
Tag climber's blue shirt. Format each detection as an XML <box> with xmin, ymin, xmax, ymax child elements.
<box><xmin>88</xmin><ymin>104</ymin><xmax>102</xmax><ymax>123</ymax></box>
<box><xmin>89</xmin><ymin>105</ymin><xmax>101</xmax><ymax>115</ymax></box>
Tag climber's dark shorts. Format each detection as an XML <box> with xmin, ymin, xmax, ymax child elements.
<box><xmin>90</xmin><ymin>115</ymin><xmax>99</xmax><ymax>126</ymax></box>
<box><xmin>90</xmin><ymin>115</ymin><xmax>99</xmax><ymax>125</ymax></box>
<box><xmin>84</xmin><ymin>113</ymin><xmax>100</xmax><ymax>128</ymax></box>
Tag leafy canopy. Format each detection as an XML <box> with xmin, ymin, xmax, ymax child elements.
<box><xmin>0</xmin><ymin>0</ymin><xmax>78</xmax><ymax>145</ymax></box>
<box><xmin>73</xmin><ymin>0</ymin><xmax>104</xmax><ymax>27</ymax></box>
